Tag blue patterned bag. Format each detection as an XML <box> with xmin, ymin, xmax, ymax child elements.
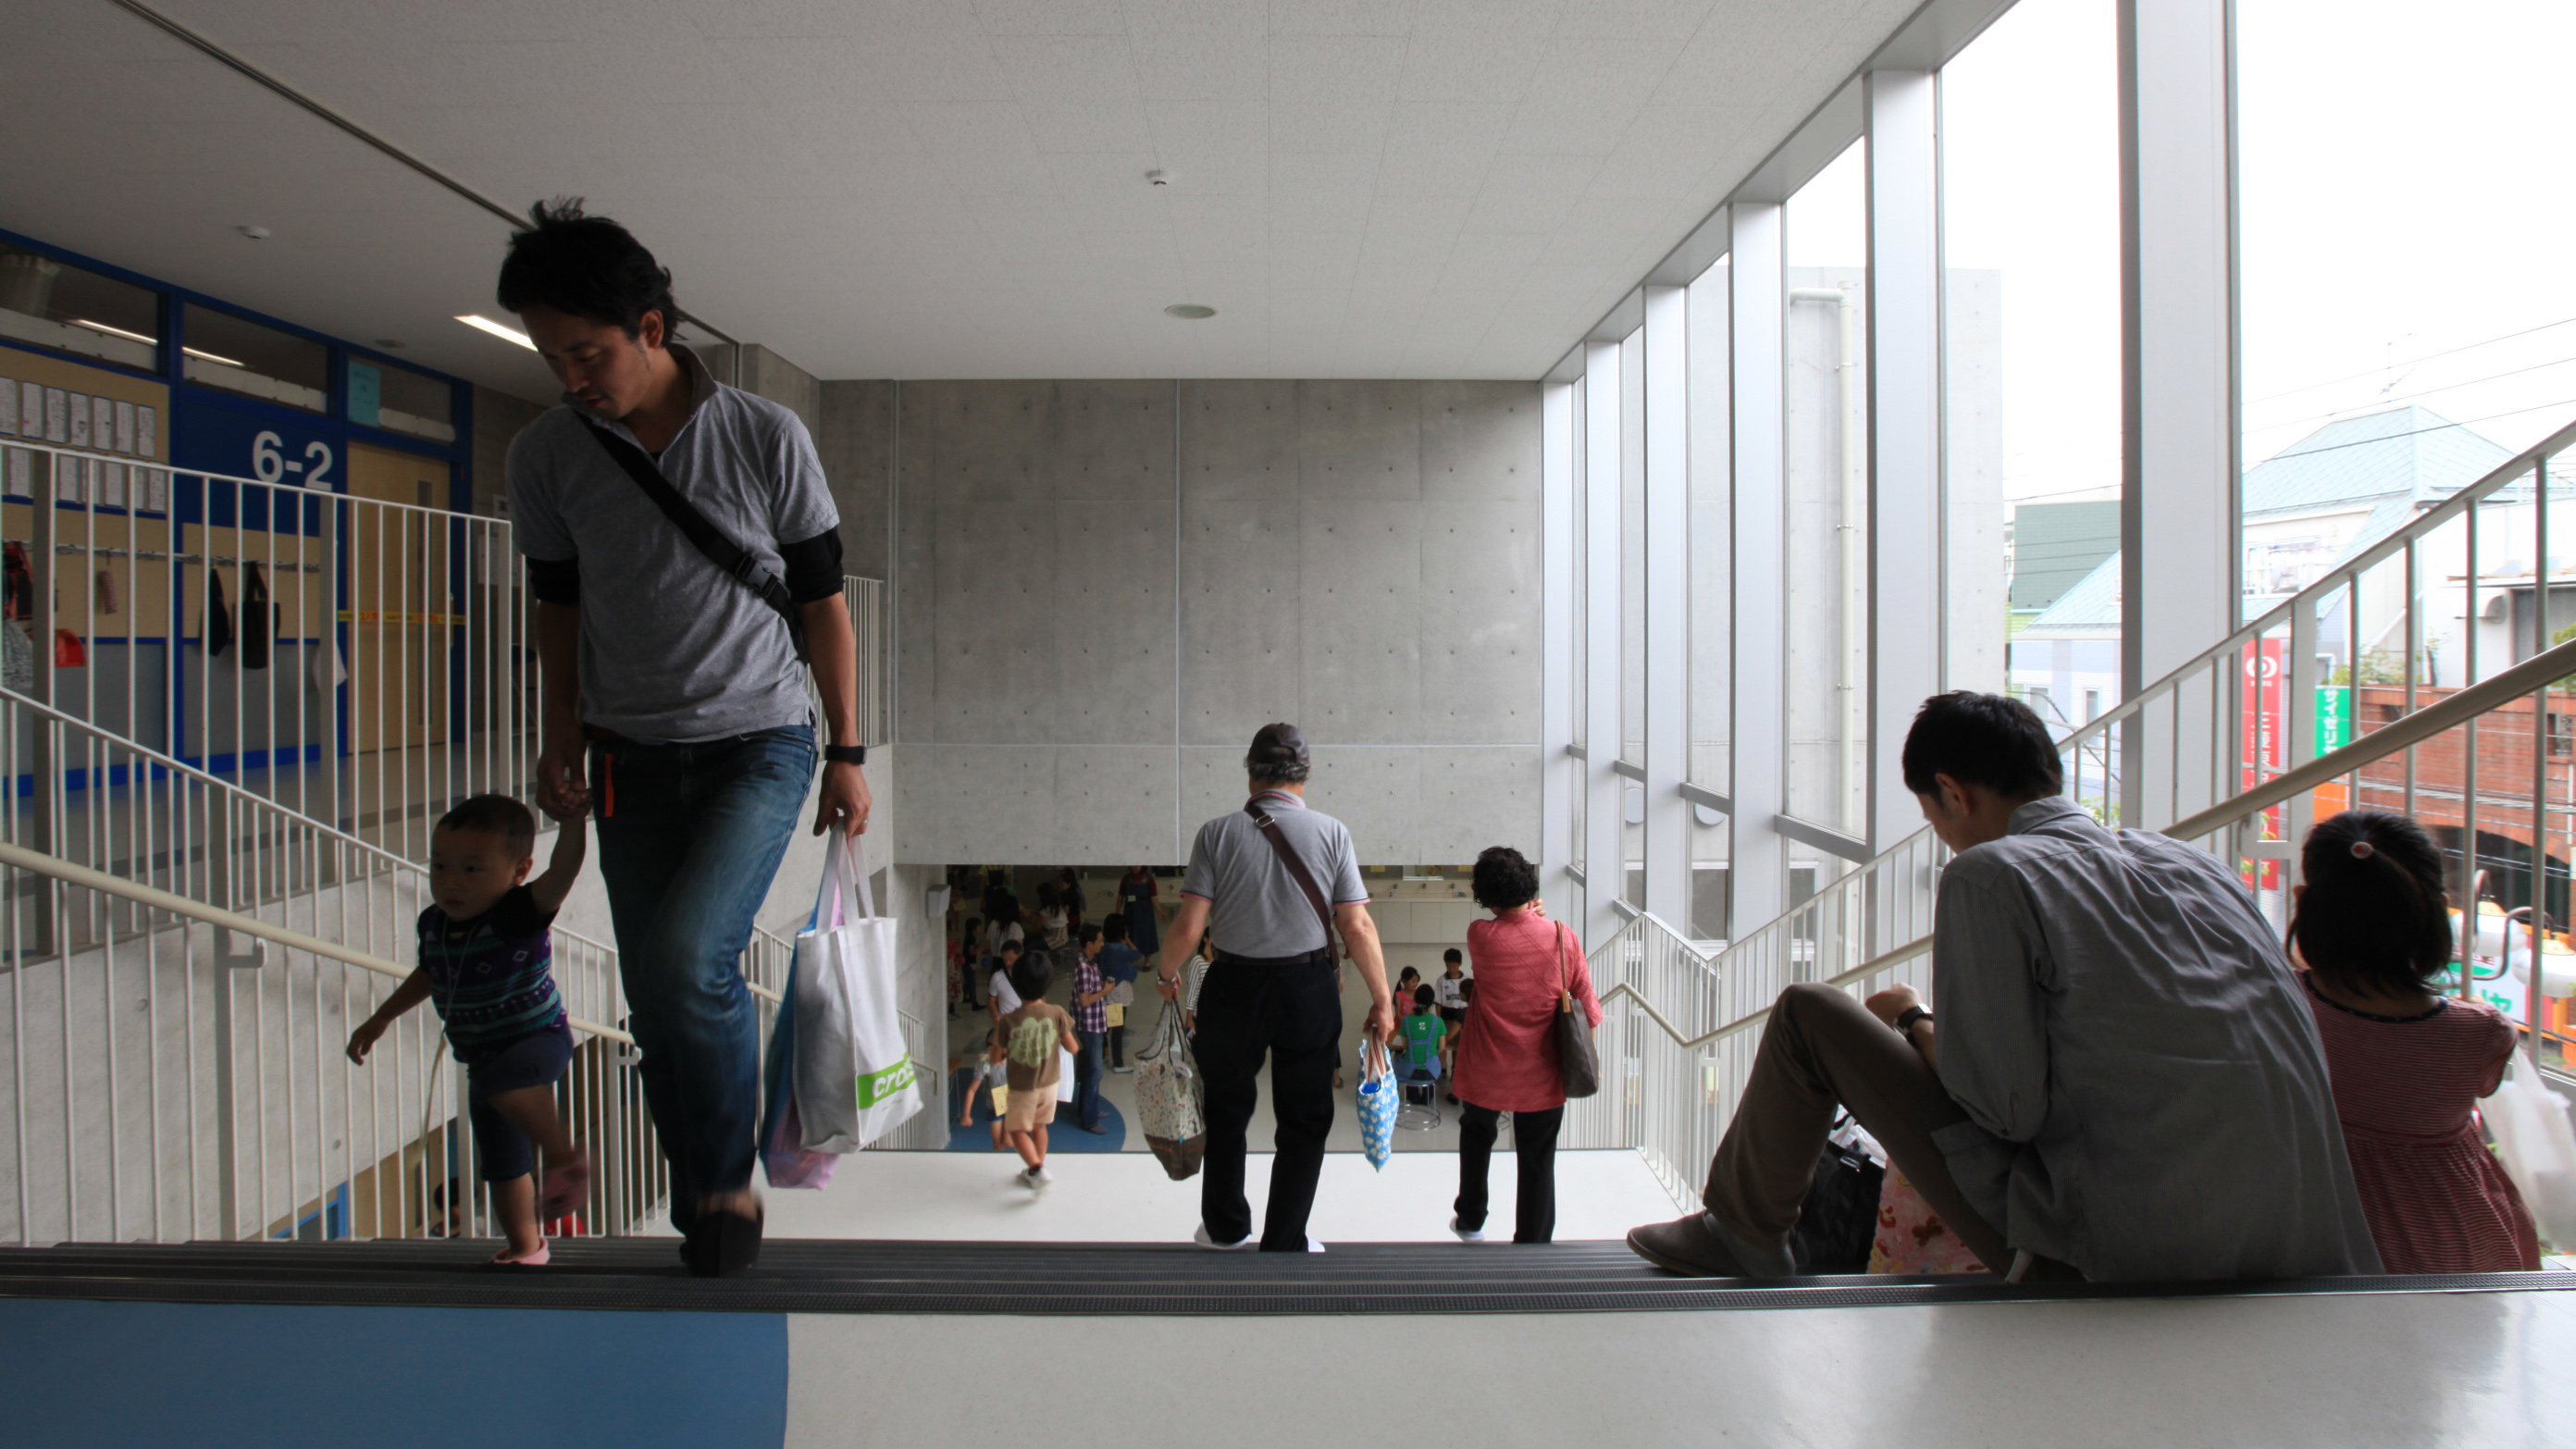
<box><xmin>1354</xmin><ymin>1040</ymin><xmax>1396</xmax><ymax>1170</ymax></box>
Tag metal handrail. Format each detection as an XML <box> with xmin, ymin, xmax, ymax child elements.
<box><xmin>1598</xmin><ymin>934</ymin><xmax>1935</xmax><ymax>1051</ymax></box>
<box><xmin>0</xmin><ymin>839</ymin><xmax>632</xmax><ymax>1043</ymax></box>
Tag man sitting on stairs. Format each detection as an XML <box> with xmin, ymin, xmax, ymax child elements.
<box><xmin>1628</xmin><ymin>691</ymin><xmax>2381</xmax><ymax>1283</ymax></box>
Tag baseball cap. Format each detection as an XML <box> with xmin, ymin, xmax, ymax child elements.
<box><xmin>1248</xmin><ymin>722</ymin><xmax>1309</xmax><ymax>769</ymax></box>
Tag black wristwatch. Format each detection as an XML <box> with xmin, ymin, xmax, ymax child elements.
<box><xmin>1894</xmin><ymin>1005</ymin><xmax>1934</xmax><ymax>1035</ymax></box>
<box><xmin>823</xmin><ymin>744</ymin><xmax>867</xmax><ymax>766</ymax></box>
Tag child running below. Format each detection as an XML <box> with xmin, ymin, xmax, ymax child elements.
<box><xmin>2291</xmin><ymin>811</ymin><xmax>2539</xmax><ymax>1272</ymax></box>
<box><xmin>348</xmin><ymin>794</ymin><xmax>591</xmax><ymax>1266</ymax></box>
<box><xmin>996</xmin><ymin>953</ymin><xmax>1077</xmax><ymax>1192</ymax></box>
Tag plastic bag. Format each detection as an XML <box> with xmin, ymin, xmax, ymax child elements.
<box><xmin>2484</xmin><ymin>1052</ymin><xmax>2576</xmax><ymax>1250</ymax></box>
<box><xmin>759</xmin><ymin>953</ymin><xmax>836</xmax><ymax>1190</ymax></box>
<box><xmin>1354</xmin><ymin>1040</ymin><xmax>1396</xmax><ymax>1170</ymax></box>
<box><xmin>1133</xmin><ymin>999</ymin><xmax>1206</xmax><ymax>1181</ymax></box>
<box><xmin>791</xmin><ymin>836</ymin><xmax>920</xmax><ymax>1152</ymax></box>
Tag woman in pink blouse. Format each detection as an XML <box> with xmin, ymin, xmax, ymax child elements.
<box><xmin>1449</xmin><ymin>846</ymin><xmax>1603</xmax><ymax>1244</ymax></box>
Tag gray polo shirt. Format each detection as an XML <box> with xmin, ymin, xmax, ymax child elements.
<box><xmin>1181</xmin><ymin>789</ymin><xmax>1368</xmax><ymax>958</ymax></box>
<box><xmin>1930</xmin><ymin>797</ymin><xmax>2381</xmax><ymax>1281</ymax></box>
<box><xmin>507</xmin><ymin>345</ymin><xmax>836</xmax><ymax>742</ymax></box>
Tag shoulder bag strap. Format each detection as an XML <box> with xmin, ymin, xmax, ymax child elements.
<box><xmin>578</xmin><ymin>420</ymin><xmax>811</xmax><ymax>663</ymax></box>
<box><xmin>1555</xmin><ymin>923</ymin><xmax>1572</xmax><ymax>1008</ymax></box>
<box><xmin>1245</xmin><ymin>801</ymin><xmax>1341</xmax><ymax>965</ymax></box>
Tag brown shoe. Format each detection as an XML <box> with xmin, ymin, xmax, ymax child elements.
<box><xmin>1627</xmin><ymin>1211</ymin><xmax>1793</xmax><ymax>1278</ymax></box>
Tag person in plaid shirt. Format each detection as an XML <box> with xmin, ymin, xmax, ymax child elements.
<box><xmin>1070</xmin><ymin>923</ymin><xmax>1111</xmax><ymax>1133</ymax></box>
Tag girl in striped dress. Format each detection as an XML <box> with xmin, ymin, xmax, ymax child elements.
<box><xmin>2291</xmin><ymin>811</ymin><xmax>2539</xmax><ymax>1273</ymax></box>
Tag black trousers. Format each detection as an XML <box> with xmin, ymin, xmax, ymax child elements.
<box><xmin>1195</xmin><ymin>950</ymin><xmax>1341</xmax><ymax>1250</ymax></box>
<box><xmin>1455</xmin><ymin>1101</ymin><xmax>1566</xmax><ymax>1245</ymax></box>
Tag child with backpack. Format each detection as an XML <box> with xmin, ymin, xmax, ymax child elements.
<box><xmin>2292</xmin><ymin>811</ymin><xmax>2539</xmax><ymax>1272</ymax></box>
<box><xmin>996</xmin><ymin>953</ymin><xmax>1078</xmax><ymax>1191</ymax></box>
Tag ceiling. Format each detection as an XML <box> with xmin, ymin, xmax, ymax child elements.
<box><xmin>2</xmin><ymin>0</ymin><xmax>1917</xmax><ymax>397</ymax></box>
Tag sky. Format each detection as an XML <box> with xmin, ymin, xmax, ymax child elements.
<box><xmin>1823</xmin><ymin>0</ymin><xmax>2576</xmax><ymax>509</ymax></box>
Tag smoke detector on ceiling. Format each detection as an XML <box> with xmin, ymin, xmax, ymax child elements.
<box><xmin>1146</xmin><ymin>169</ymin><xmax>1170</xmax><ymax>187</ymax></box>
<box><xmin>237</xmin><ymin>225</ymin><xmax>270</xmax><ymax>241</ymax></box>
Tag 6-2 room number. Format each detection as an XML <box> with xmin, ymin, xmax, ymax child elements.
<box><xmin>252</xmin><ymin>431</ymin><xmax>333</xmax><ymax>489</ymax></box>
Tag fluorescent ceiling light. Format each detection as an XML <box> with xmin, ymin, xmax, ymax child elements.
<box><xmin>181</xmin><ymin>345</ymin><xmax>244</xmax><ymax>367</ymax></box>
<box><xmin>72</xmin><ymin>317</ymin><xmax>158</xmax><ymax>345</ymax></box>
<box><xmin>456</xmin><ymin>314</ymin><xmax>536</xmax><ymax>351</ymax></box>
<box><xmin>1164</xmin><ymin>303</ymin><xmax>1217</xmax><ymax>319</ymax></box>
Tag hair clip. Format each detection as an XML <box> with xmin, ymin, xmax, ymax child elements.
<box><xmin>2350</xmin><ymin>840</ymin><xmax>2375</xmax><ymax>860</ymax></box>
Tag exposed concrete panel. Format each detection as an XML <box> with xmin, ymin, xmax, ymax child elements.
<box><xmin>898</xmin><ymin>746</ymin><xmax>1059</xmax><ymax>863</ymax></box>
<box><xmin>1053</xmin><ymin>380</ymin><xmax>1172</xmax><ymax>502</ymax></box>
<box><xmin>1301</xmin><ymin>501</ymin><xmax>1420</xmax><ymax>743</ymax></box>
<box><xmin>1299</xmin><ymin>380</ymin><xmax>1421</xmax><ymax>500</ymax></box>
<box><xmin>1054</xmin><ymin>746</ymin><xmax>1181</xmax><ymax>863</ymax></box>
<box><xmin>1178</xmin><ymin>380</ymin><xmax>1299</xmax><ymax>502</ymax></box>
<box><xmin>818</xmin><ymin>380</ymin><xmax>895</xmax><ymax>581</ymax></box>
<box><xmin>471</xmin><ymin>386</ymin><xmax>544</xmax><ymax>518</ymax></box>
<box><xmin>1179</xmin><ymin>498</ymin><xmax>1302</xmax><ymax>746</ymax></box>
<box><xmin>915</xmin><ymin>379</ymin><xmax>1053</xmax><ymax>502</ymax></box>
<box><xmin>1419</xmin><ymin>747</ymin><xmax>1542</xmax><ymax>865</ymax></box>
<box><xmin>1307</xmin><ymin>748</ymin><xmax>1420</xmax><ymax>864</ymax></box>
<box><xmin>1420</xmin><ymin>381</ymin><xmax>1541</xmax><ymax>502</ymax></box>
<box><xmin>931</xmin><ymin>504</ymin><xmax>1055</xmax><ymax>743</ymax></box>
<box><xmin>1420</xmin><ymin>502</ymin><xmax>1541</xmax><ymax>744</ymax></box>
<box><xmin>1055</xmin><ymin>502</ymin><xmax>1176</xmax><ymax>743</ymax></box>
<box><xmin>738</xmin><ymin>343</ymin><xmax>824</xmax><ymax>436</ymax></box>
<box><xmin>896</xmin><ymin>453</ymin><xmax>937</xmax><ymax>743</ymax></box>
<box><xmin>1180</xmin><ymin>748</ymin><xmax>1252</xmax><ymax>857</ymax></box>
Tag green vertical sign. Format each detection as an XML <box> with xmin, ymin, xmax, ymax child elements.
<box><xmin>2315</xmin><ymin>686</ymin><xmax>2352</xmax><ymax>755</ymax></box>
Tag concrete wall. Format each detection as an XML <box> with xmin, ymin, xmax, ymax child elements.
<box><xmin>856</xmin><ymin>378</ymin><xmax>1542</xmax><ymax>867</ymax></box>
<box><xmin>469</xmin><ymin>385</ymin><xmax>546</xmax><ymax>518</ymax></box>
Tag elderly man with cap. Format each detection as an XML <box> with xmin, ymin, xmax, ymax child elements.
<box><xmin>1158</xmin><ymin>724</ymin><xmax>1395</xmax><ymax>1251</ymax></box>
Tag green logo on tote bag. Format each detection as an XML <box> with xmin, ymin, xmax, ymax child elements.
<box><xmin>855</xmin><ymin>1056</ymin><xmax>916</xmax><ymax>1108</ymax></box>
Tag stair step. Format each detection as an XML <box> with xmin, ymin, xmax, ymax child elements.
<box><xmin>4</xmin><ymin>1238</ymin><xmax>2564</xmax><ymax>1317</ymax></box>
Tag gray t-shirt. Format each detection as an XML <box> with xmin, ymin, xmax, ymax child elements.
<box><xmin>1180</xmin><ymin>789</ymin><xmax>1368</xmax><ymax>958</ymax></box>
<box><xmin>507</xmin><ymin>346</ymin><xmax>836</xmax><ymax>742</ymax></box>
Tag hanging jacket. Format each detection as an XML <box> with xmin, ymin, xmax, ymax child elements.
<box><xmin>240</xmin><ymin>564</ymin><xmax>270</xmax><ymax>670</ymax></box>
<box><xmin>204</xmin><ymin>569</ymin><xmax>234</xmax><ymax>657</ymax></box>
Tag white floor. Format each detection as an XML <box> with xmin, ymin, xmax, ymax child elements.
<box><xmin>760</xmin><ymin>1142</ymin><xmax>1682</xmax><ymax>1245</ymax></box>
<box><xmin>787</xmin><ymin>1287</ymin><xmax>2576</xmax><ymax>1448</ymax></box>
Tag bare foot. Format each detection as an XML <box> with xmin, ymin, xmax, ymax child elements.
<box><xmin>490</xmin><ymin>1239</ymin><xmax>551</xmax><ymax>1266</ymax></box>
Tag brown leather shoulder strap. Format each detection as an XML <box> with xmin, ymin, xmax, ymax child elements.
<box><xmin>1246</xmin><ymin>800</ymin><xmax>1340</xmax><ymax>963</ymax></box>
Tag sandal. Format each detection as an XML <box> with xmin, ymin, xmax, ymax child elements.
<box><xmin>537</xmin><ymin>1146</ymin><xmax>593</xmax><ymax>1220</ymax></box>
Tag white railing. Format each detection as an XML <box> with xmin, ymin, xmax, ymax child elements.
<box><xmin>0</xmin><ymin>683</ymin><xmax>663</xmax><ymax>1246</ymax></box>
<box><xmin>1567</xmin><ymin>828</ymin><xmax>1947</xmax><ymax>1208</ymax></box>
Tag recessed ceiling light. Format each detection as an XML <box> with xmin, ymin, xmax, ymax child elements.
<box><xmin>237</xmin><ymin>226</ymin><xmax>270</xmax><ymax>241</ymax></box>
<box><xmin>374</xmin><ymin>339</ymin><xmax>405</xmax><ymax>350</ymax></box>
<box><xmin>456</xmin><ymin>314</ymin><xmax>537</xmax><ymax>351</ymax></box>
<box><xmin>1164</xmin><ymin>303</ymin><xmax>1216</xmax><ymax>320</ymax></box>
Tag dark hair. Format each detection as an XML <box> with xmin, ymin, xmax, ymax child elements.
<box><xmin>1010</xmin><ymin>955</ymin><xmax>1053</xmax><ymax>1002</ymax></box>
<box><xmin>1899</xmin><ymin>692</ymin><xmax>2063</xmax><ymax>800</ymax></box>
<box><xmin>1472</xmin><ymin>846</ymin><xmax>1541</xmax><ymax>911</ymax></box>
<box><xmin>435</xmin><ymin>794</ymin><xmax>537</xmax><ymax>856</ymax></box>
<box><xmin>1442</xmin><ymin>947</ymin><xmax>1463</xmax><ymax>964</ymax></box>
<box><xmin>1413</xmin><ymin>984</ymin><xmax>1435</xmax><ymax>1009</ymax></box>
<box><xmin>1037</xmin><ymin>884</ymin><xmax>1059</xmax><ymax>910</ymax></box>
<box><xmin>998</xmin><ymin>938</ymin><xmax>1024</xmax><ymax>959</ymax></box>
<box><xmin>1459</xmin><ymin>978</ymin><xmax>1476</xmax><ymax>1002</ymax></box>
<box><xmin>495</xmin><ymin>199</ymin><xmax>678</xmax><ymax>341</ymax></box>
<box><xmin>2293</xmin><ymin>811</ymin><xmax>2453</xmax><ymax>997</ymax></box>
<box><xmin>1078</xmin><ymin>922</ymin><xmax>1103</xmax><ymax>947</ymax></box>
<box><xmin>1102</xmin><ymin>914</ymin><xmax>1129</xmax><ymax>944</ymax></box>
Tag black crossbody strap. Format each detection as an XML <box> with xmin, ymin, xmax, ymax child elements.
<box><xmin>1246</xmin><ymin>801</ymin><xmax>1340</xmax><ymax>965</ymax></box>
<box><xmin>579</xmin><ymin>421</ymin><xmax>810</xmax><ymax>663</ymax></box>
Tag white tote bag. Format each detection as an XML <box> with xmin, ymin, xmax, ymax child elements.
<box><xmin>791</xmin><ymin>836</ymin><xmax>921</xmax><ymax>1152</ymax></box>
<box><xmin>2485</xmin><ymin>1052</ymin><xmax>2576</xmax><ymax>1250</ymax></box>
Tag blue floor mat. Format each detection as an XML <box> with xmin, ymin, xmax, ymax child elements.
<box><xmin>945</xmin><ymin>1080</ymin><xmax>1126</xmax><ymax>1153</ymax></box>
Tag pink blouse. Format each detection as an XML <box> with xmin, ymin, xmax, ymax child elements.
<box><xmin>1452</xmin><ymin>909</ymin><xmax>1603</xmax><ymax>1113</ymax></box>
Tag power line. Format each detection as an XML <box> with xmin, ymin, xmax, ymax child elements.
<box><xmin>2245</xmin><ymin>315</ymin><xmax>2576</xmax><ymax>406</ymax></box>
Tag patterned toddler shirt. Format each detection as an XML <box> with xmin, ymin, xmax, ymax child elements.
<box><xmin>415</xmin><ymin>885</ymin><xmax>566</xmax><ymax>1063</ymax></box>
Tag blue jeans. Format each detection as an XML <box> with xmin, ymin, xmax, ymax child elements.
<box><xmin>1072</xmin><ymin>1029</ymin><xmax>1106</xmax><ymax>1130</ymax></box>
<box><xmin>590</xmin><ymin>724</ymin><xmax>812</xmax><ymax>1233</ymax></box>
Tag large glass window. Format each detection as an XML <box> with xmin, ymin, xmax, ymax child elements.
<box><xmin>1942</xmin><ymin>0</ymin><xmax>2122</xmax><ymax>759</ymax></box>
<box><xmin>2238</xmin><ymin>0</ymin><xmax>2576</xmax><ymax>612</ymax></box>
<box><xmin>1783</xmin><ymin>142</ymin><xmax>1870</xmax><ymax>836</ymax></box>
<box><xmin>183</xmin><ymin>303</ymin><xmax>328</xmax><ymax>413</ymax></box>
<box><xmin>1620</xmin><ymin>330</ymin><xmax>1646</xmax><ymax>902</ymax></box>
<box><xmin>0</xmin><ymin>245</ymin><xmax>161</xmax><ymax>371</ymax></box>
<box><xmin>1688</xmin><ymin>254</ymin><xmax>1731</xmax><ymax>940</ymax></box>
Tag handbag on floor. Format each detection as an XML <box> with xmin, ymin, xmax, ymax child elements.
<box><xmin>1133</xmin><ymin>999</ymin><xmax>1206</xmax><ymax>1180</ymax></box>
<box><xmin>1790</xmin><ymin>1113</ymin><xmax>1885</xmax><ymax>1273</ymax></box>
<box><xmin>1356</xmin><ymin>1040</ymin><xmax>1397</xmax><ymax>1170</ymax></box>
<box><xmin>790</xmin><ymin>836</ymin><xmax>921</xmax><ymax>1152</ymax></box>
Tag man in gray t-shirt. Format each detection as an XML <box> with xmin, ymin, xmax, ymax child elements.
<box><xmin>497</xmin><ymin>202</ymin><xmax>870</xmax><ymax>1278</ymax></box>
<box><xmin>1158</xmin><ymin>724</ymin><xmax>1395</xmax><ymax>1251</ymax></box>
